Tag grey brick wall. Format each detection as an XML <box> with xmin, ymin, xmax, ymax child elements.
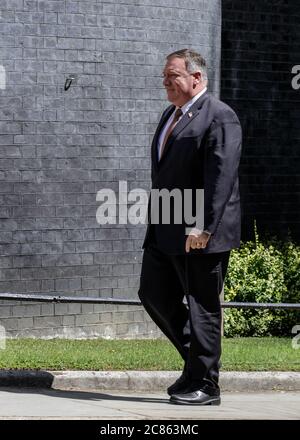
<box><xmin>0</xmin><ymin>0</ymin><xmax>221</xmax><ymax>338</ymax></box>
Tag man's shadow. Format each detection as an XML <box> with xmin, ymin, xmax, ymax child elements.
<box><xmin>0</xmin><ymin>370</ymin><xmax>170</xmax><ymax>404</ymax></box>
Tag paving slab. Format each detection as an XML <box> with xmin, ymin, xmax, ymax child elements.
<box><xmin>0</xmin><ymin>388</ymin><xmax>299</xmax><ymax>420</ymax></box>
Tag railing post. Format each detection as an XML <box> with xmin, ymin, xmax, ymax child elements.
<box><xmin>221</xmin><ymin>285</ymin><xmax>224</xmax><ymax>337</ymax></box>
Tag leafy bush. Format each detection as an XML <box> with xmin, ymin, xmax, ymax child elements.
<box><xmin>277</xmin><ymin>240</ymin><xmax>300</xmax><ymax>334</ymax></box>
<box><xmin>224</xmin><ymin>227</ymin><xmax>300</xmax><ymax>337</ymax></box>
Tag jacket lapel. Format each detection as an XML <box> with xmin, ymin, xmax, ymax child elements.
<box><xmin>159</xmin><ymin>91</ymin><xmax>209</xmax><ymax>163</ymax></box>
<box><xmin>151</xmin><ymin>105</ymin><xmax>175</xmax><ymax>171</ymax></box>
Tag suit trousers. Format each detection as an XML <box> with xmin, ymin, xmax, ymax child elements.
<box><xmin>138</xmin><ymin>242</ymin><xmax>230</xmax><ymax>391</ymax></box>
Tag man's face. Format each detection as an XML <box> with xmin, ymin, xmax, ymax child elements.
<box><xmin>162</xmin><ymin>57</ymin><xmax>201</xmax><ymax>107</ymax></box>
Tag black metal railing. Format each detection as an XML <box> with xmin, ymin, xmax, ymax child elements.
<box><xmin>0</xmin><ymin>293</ymin><xmax>299</xmax><ymax>310</ymax></box>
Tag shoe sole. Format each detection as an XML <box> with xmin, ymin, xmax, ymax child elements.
<box><xmin>169</xmin><ymin>397</ymin><xmax>221</xmax><ymax>406</ymax></box>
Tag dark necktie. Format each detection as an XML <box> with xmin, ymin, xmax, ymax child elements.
<box><xmin>159</xmin><ymin>108</ymin><xmax>183</xmax><ymax>160</ymax></box>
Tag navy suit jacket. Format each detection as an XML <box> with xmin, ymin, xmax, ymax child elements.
<box><xmin>142</xmin><ymin>91</ymin><xmax>242</xmax><ymax>254</ymax></box>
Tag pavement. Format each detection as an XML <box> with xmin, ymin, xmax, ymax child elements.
<box><xmin>0</xmin><ymin>388</ymin><xmax>299</xmax><ymax>420</ymax></box>
<box><xmin>0</xmin><ymin>370</ymin><xmax>299</xmax><ymax>420</ymax></box>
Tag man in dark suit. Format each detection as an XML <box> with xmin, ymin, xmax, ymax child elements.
<box><xmin>138</xmin><ymin>49</ymin><xmax>242</xmax><ymax>405</ymax></box>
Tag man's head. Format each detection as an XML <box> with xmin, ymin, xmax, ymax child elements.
<box><xmin>162</xmin><ymin>49</ymin><xmax>208</xmax><ymax>107</ymax></box>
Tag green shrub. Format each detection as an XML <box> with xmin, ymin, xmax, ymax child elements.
<box><xmin>277</xmin><ymin>240</ymin><xmax>300</xmax><ymax>334</ymax></box>
<box><xmin>224</xmin><ymin>227</ymin><xmax>300</xmax><ymax>337</ymax></box>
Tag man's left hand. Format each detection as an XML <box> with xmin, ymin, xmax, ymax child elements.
<box><xmin>185</xmin><ymin>231</ymin><xmax>211</xmax><ymax>253</ymax></box>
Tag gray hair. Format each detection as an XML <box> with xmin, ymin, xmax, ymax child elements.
<box><xmin>166</xmin><ymin>48</ymin><xmax>208</xmax><ymax>81</ymax></box>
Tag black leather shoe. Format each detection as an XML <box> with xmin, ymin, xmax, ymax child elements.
<box><xmin>167</xmin><ymin>372</ymin><xmax>190</xmax><ymax>396</ymax></box>
<box><xmin>169</xmin><ymin>390</ymin><xmax>221</xmax><ymax>406</ymax></box>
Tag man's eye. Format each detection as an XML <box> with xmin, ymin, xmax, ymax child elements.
<box><xmin>162</xmin><ymin>74</ymin><xmax>178</xmax><ymax>79</ymax></box>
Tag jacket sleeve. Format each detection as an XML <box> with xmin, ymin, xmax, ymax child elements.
<box><xmin>203</xmin><ymin>112</ymin><xmax>242</xmax><ymax>235</ymax></box>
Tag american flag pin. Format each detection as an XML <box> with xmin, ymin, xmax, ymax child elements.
<box><xmin>188</xmin><ymin>112</ymin><xmax>193</xmax><ymax>118</ymax></box>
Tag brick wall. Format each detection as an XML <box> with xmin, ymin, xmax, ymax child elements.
<box><xmin>221</xmin><ymin>0</ymin><xmax>300</xmax><ymax>241</ymax></box>
<box><xmin>0</xmin><ymin>0</ymin><xmax>221</xmax><ymax>338</ymax></box>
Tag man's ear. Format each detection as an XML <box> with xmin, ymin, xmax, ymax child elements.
<box><xmin>193</xmin><ymin>71</ymin><xmax>202</xmax><ymax>86</ymax></box>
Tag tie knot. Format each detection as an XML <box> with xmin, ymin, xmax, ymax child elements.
<box><xmin>174</xmin><ymin>108</ymin><xmax>183</xmax><ymax>120</ymax></box>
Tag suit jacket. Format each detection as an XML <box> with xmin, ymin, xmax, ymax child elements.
<box><xmin>142</xmin><ymin>91</ymin><xmax>242</xmax><ymax>255</ymax></box>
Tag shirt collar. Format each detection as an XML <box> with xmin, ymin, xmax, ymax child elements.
<box><xmin>178</xmin><ymin>87</ymin><xmax>207</xmax><ymax>115</ymax></box>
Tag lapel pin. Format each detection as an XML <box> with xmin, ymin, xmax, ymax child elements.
<box><xmin>188</xmin><ymin>112</ymin><xmax>193</xmax><ymax>118</ymax></box>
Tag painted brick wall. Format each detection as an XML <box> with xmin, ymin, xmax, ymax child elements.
<box><xmin>0</xmin><ymin>0</ymin><xmax>221</xmax><ymax>338</ymax></box>
<box><xmin>221</xmin><ymin>0</ymin><xmax>300</xmax><ymax>241</ymax></box>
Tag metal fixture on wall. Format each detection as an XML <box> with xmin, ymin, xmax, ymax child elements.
<box><xmin>64</xmin><ymin>74</ymin><xmax>77</xmax><ymax>91</ymax></box>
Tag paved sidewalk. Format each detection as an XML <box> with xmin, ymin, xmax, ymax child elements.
<box><xmin>0</xmin><ymin>388</ymin><xmax>299</xmax><ymax>420</ymax></box>
<box><xmin>1</xmin><ymin>371</ymin><xmax>299</xmax><ymax>420</ymax></box>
